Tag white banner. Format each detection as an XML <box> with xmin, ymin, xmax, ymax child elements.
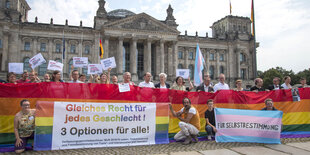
<box><xmin>8</xmin><ymin>63</ymin><xmax>24</xmax><ymax>74</ymax></box>
<box><xmin>87</xmin><ymin>64</ymin><xmax>103</xmax><ymax>75</ymax></box>
<box><xmin>101</xmin><ymin>57</ymin><xmax>116</xmax><ymax>70</ymax></box>
<box><xmin>176</xmin><ymin>69</ymin><xmax>190</xmax><ymax>79</ymax></box>
<box><xmin>47</xmin><ymin>60</ymin><xmax>63</xmax><ymax>72</ymax></box>
<box><xmin>73</xmin><ymin>57</ymin><xmax>88</xmax><ymax>68</ymax></box>
<box><xmin>29</xmin><ymin>53</ymin><xmax>46</xmax><ymax>69</ymax></box>
<box><xmin>52</xmin><ymin>102</ymin><xmax>156</xmax><ymax>150</ymax></box>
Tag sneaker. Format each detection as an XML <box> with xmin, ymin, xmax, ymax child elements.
<box><xmin>191</xmin><ymin>135</ymin><xmax>198</xmax><ymax>143</ymax></box>
<box><xmin>207</xmin><ymin>135</ymin><xmax>212</xmax><ymax>141</ymax></box>
<box><xmin>182</xmin><ymin>136</ymin><xmax>192</xmax><ymax>145</ymax></box>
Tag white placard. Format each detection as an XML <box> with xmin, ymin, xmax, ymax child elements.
<box><xmin>176</xmin><ymin>69</ymin><xmax>190</xmax><ymax>79</ymax></box>
<box><xmin>8</xmin><ymin>63</ymin><xmax>24</xmax><ymax>74</ymax></box>
<box><xmin>47</xmin><ymin>60</ymin><xmax>63</xmax><ymax>72</ymax></box>
<box><xmin>101</xmin><ymin>57</ymin><xmax>116</xmax><ymax>70</ymax></box>
<box><xmin>73</xmin><ymin>57</ymin><xmax>88</xmax><ymax>68</ymax></box>
<box><xmin>87</xmin><ymin>64</ymin><xmax>103</xmax><ymax>75</ymax></box>
<box><xmin>51</xmin><ymin>102</ymin><xmax>156</xmax><ymax>150</ymax></box>
<box><xmin>118</xmin><ymin>83</ymin><xmax>131</xmax><ymax>92</ymax></box>
<box><xmin>29</xmin><ymin>53</ymin><xmax>46</xmax><ymax>69</ymax></box>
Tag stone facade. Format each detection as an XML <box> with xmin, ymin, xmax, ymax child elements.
<box><xmin>0</xmin><ymin>0</ymin><xmax>256</xmax><ymax>88</ymax></box>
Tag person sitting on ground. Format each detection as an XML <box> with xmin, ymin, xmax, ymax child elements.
<box><xmin>169</xmin><ymin>97</ymin><xmax>200</xmax><ymax>144</ymax></box>
<box><xmin>69</xmin><ymin>70</ymin><xmax>83</xmax><ymax>83</ymax></box>
<box><xmin>155</xmin><ymin>73</ymin><xmax>170</xmax><ymax>88</ymax></box>
<box><xmin>233</xmin><ymin>79</ymin><xmax>244</xmax><ymax>91</ymax></box>
<box><xmin>171</xmin><ymin>76</ymin><xmax>193</xmax><ymax>91</ymax></box>
<box><xmin>51</xmin><ymin>71</ymin><xmax>64</xmax><ymax>82</ymax></box>
<box><xmin>250</xmin><ymin>78</ymin><xmax>265</xmax><ymax>92</ymax></box>
<box><xmin>281</xmin><ymin>76</ymin><xmax>292</xmax><ymax>89</ymax></box>
<box><xmin>7</xmin><ymin>72</ymin><xmax>17</xmax><ymax>84</ymax></box>
<box><xmin>298</xmin><ymin>78</ymin><xmax>307</xmax><ymax>88</ymax></box>
<box><xmin>268</xmin><ymin>77</ymin><xmax>283</xmax><ymax>90</ymax></box>
<box><xmin>205</xmin><ymin>99</ymin><xmax>217</xmax><ymax>140</ymax></box>
<box><xmin>111</xmin><ymin>75</ymin><xmax>118</xmax><ymax>84</ymax></box>
<box><xmin>122</xmin><ymin>72</ymin><xmax>135</xmax><ymax>85</ymax></box>
<box><xmin>43</xmin><ymin>73</ymin><xmax>51</xmax><ymax>82</ymax></box>
<box><xmin>14</xmin><ymin>99</ymin><xmax>36</xmax><ymax>153</ymax></box>
<box><xmin>16</xmin><ymin>71</ymin><xmax>30</xmax><ymax>83</ymax></box>
<box><xmin>261</xmin><ymin>98</ymin><xmax>277</xmax><ymax>110</ymax></box>
<box><xmin>213</xmin><ymin>74</ymin><xmax>229</xmax><ymax>92</ymax></box>
<box><xmin>27</xmin><ymin>71</ymin><xmax>41</xmax><ymax>83</ymax></box>
<box><xmin>196</xmin><ymin>75</ymin><xmax>214</xmax><ymax>92</ymax></box>
<box><xmin>139</xmin><ymin>72</ymin><xmax>155</xmax><ymax>88</ymax></box>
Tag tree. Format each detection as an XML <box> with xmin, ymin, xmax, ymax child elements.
<box><xmin>259</xmin><ymin>68</ymin><xmax>283</xmax><ymax>88</ymax></box>
<box><xmin>296</xmin><ymin>69</ymin><xmax>310</xmax><ymax>85</ymax></box>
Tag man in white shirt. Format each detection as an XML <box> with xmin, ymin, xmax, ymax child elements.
<box><xmin>281</xmin><ymin>76</ymin><xmax>292</xmax><ymax>89</ymax></box>
<box><xmin>69</xmin><ymin>70</ymin><xmax>83</xmax><ymax>83</ymax></box>
<box><xmin>138</xmin><ymin>72</ymin><xmax>154</xmax><ymax>88</ymax></box>
<box><xmin>213</xmin><ymin>74</ymin><xmax>229</xmax><ymax>92</ymax></box>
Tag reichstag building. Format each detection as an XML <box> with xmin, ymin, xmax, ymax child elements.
<box><xmin>0</xmin><ymin>0</ymin><xmax>257</xmax><ymax>87</ymax></box>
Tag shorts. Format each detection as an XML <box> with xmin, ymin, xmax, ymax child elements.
<box><xmin>14</xmin><ymin>133</ymin><xmax>34</xmax><ymax>151</ymax></box>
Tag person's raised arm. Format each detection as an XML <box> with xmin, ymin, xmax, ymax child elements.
<box><xmin>188</xmin><ymin>77</ymin><xmax>194</xmax><ymax>91</ymax></box>
<box><xmin>107</xmin><ymin>67</ymin><xmax>111</xmax><ymax>84</ymax></box>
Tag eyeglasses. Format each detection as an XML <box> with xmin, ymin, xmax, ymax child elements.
<box><xmin>22</xmin><ymin>104</ymin><xmax>30</xmax><ymax>107</ymax></box>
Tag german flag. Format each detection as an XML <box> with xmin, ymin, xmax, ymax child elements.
<box><xmin>99</xmin><ymin>40</ymin><xmax>104</xmax><ymax>59</ymax></box>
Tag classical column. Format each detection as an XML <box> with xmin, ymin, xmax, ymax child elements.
<box><xmin>205</xmin><ymin>49</ymin><xmax>210</xmax><ymax>75</ymax></box>
<box><xmin>103</xmin><ymin>36</ymin><xmax>109</xmax><ymax>59</ymax></box>
<box><xmin>48</xmin><ymin>38</ymin><xmax>53</xmax><ymax>63</ymax></box>
<box><xmin>32</xmin><ymin>37</ymin><xmax>37</xmax><ymax>56</ymax></box>
<box><xmin>184</xmin><ymin>47</ymin><xmax>189</xmax><ymax>69</ymax></box>
<box><xmin>173</xmin><ymin>41</ymin><xmax>178</xmax><ymax>78</ymax></box>
<box><xmin>117</xmin><ymin>37</ymin><xmax>124</xmax><ymax>76</ymax></box>
<box><xmin>155</xmin><ymin>42</ymin><xmax>161</xmax><ymax>80</ymax></box>
<box><xmin>78</xmin><ymin>40</ymin><xmax>83</xmax><ymax>57</ymax></box>
<box><xmin>216</xmin><ymin>50</ymin><xmax>220</xmax><ymax>78</ymax></box>
<box><xmin>236</xmin><ymin>50</ymin><xmax>241</xmax><ymax>78</ymax></box>
<box><xmin>1</xmin><ymin>34</ymin><xmax>9</xmax><ymax>71</ymax></box>
<box><xmin>167</xmin><ymin>42</ymin><xmax>173</xmax><ymax>79</ymax></box>
<box><xmin>143</xmin><ymin>39</ymin><xmax>152</xmax><ymax>74</ymax></box>
<box><xmin>160</xmin><ymin>40</ymin><xmax>165</xmax><ymax>74</ymax></box>
<box><xmin>130</xmin><ymin>38</ymin><xmax>138</xmax><ymax>81</ymax></box>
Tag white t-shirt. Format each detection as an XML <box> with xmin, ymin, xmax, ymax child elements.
<box><xmin>213</xmin><ymin>82</ymin><xmax>229</xmax><ymax>92</ymax></box>
<box><xmin>281</xmin><ymin>83</ymin><xmax>292</xmax><ymax>89</ymax></box>
<box><xmin>160</xmin><ymin>85</ymin><xmax>167</xmax><ymax>88</ymax></box>
<box><xmin>139</xmin><ymin>81</ymin><xmax>155</xmax><ymax>88</ymax></box>
<box><xmin>180</xmin><ymin>107</ymin><xmax>197</xmax><ymax>115</ymax></box>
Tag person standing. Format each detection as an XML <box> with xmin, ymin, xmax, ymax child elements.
<box><xmin>16</xmin><ymin>71</ymin><xmax>30</xmax><ymax>83</ymax></box>
<box><xmin>299</xmin><ymin>78</ymin><xmax>307</xmax><ymax>88</ymax></box>
<box><xmin>68</xmin><ymin>70</ymin><xmax>83</xmax><ymax>83</ymax></box>
<box><xmin>196</xmin><ymin>75</ymin><xmax>214</xmax><ymax>92</ymax></box>
<box><xmin>213</xmin><ymin>74</ymin><xmax>229</xmax><ymax>92</ymax></box>
<box><xmin>123</xmin><ymin>72</ymin><xmax>135</xmax><ymax>85</ymax></box>
<box><xmin>171</xmin><ymin>76</ymin><xmax>193</xmax><ymax>91</ymax></box>
<box><xmin>268</xmin><ymin>77</ymin><xmax>283</xmax><ymax>90</ymax></box>
<box><xmin>155</xmin><ymin>73</ymin><xmax>170</xmax><ymax>88</ymax></box>
<box><xmin>7</xmin><ymin>72</ymin><xmax>17</xmax><ymax>84</ymax></box>
<box><xmin>250</xmin><ymin>78</ymin><xmax>265</xmax><ymax>92</ymax></box>
<box><xmin>281</xmin><ymin>76</ymin><xmax>292</xmax><ymax>89</ymax></box>
<box><xmin>139</xmin><ymin>72</ymin><xmax>155</xmax><ymax>88</ymax></box>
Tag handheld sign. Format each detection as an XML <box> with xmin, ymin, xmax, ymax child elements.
<box><xmin>73</xmin><ymin>57</ymin><xmax>88</xmax><ymax>68</ymax></box>
<box><xmin>176</xmin><ymin>69</ymin><xmax>190</xmax><ymax>79</ymax></box>
<box><xmin>29</xmin><ymin>53</ymin><xmax>46</xmax><ymax>69</ymax></box>
<box><xmin>47</xmin><ymin>60</ymin><xmax>63</xmax><ymax>72</ymax></box>
<box><xmin>87</xmin><ymin>64</ymin><xmax>103</xmax><ymax>75</ymax></box>
<box><xmin>118</xmin><ymin>83</ymin><xmax>131</xmax><ymax>92</ymax></box>
<box><xmin>8</xmin><ymin>63</ymin><xmax>24</xmax><ymax>74</ymax></box>
<box><xmin>101</xmin><ymin>57</ymin><xmax>116</xmax><ymax>70</ymax></box>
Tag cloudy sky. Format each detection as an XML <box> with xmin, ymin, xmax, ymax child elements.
<box><xmin>27</xmin><ymin>0</ymin><xmax>310</xmax><ymax>73</ymax></box>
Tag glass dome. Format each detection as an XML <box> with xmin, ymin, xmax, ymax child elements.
<box><xmin>107</xmin><ymin>9</ymin><xmax>135</xmax><ymax>18</ymax></box>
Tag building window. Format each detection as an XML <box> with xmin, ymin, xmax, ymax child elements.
<box><xmin>38</xmin><ymin>62</ymin><xmax>47</xmax><ymax>76</ymax></box>
<box><xmin>56</xmin><ymin>43</ymin><xmax>61</xmax><ymax>53</ymax></box>
<box><xmin>243</xmin><ymin>26</ymin><xmax>247</xmax><ymax>32</ymax></box>
<box><xmin>188</xmin><ymin>64</ymin><xmax>194</xmax><ymax>79</ymax></box>
<box><xmin>233</xmin><ymin>25</ymin><xmax>236</xmax><ymax>31</ymax></box>
<box><xmin>188</xmin><ymin>51</ymin><xmax>194</xmax><ymax>60</ymax></box>
<box><xmin>178</xmin><ymin>51</ymin><xmax>183</xmax><ymax>59</ymax></box>
<box><xmin>220</xmin><ymin>66</ymin><xmax>224</xmax><ymax>74</ymax></box>
<box><xmin>241</xmin><ymin>69</ymin><xmax>246</xmax><ymax>79</ymax></box>
<box><xmin>23</xmin><ymin>58</ymin><xmax>31</xmax><ymax>72</ymax></box>
<box><xmin>82</xmin><ymin>61</ymin><xmax>91</xmax><ymax>77</ymax></box>
<box><xmin>5</xmin><ymin>1</ymin><xmax>10</xmax><ymax>9</ymax></box>
<box><xmin>220</xmin><ymin>54</ymin><xmax>224</xmax><ymax>61</ymax></box>
<box><xmin>178</xmin><ymin>64</ymin><xmax>183</xmax><ymax>69</ymax></box>
<box><xmin>84</xmin><ymin>45</ymin><xmax>90</xmax><ymax>54</ymax></box>
<box><xmin>209</xmin><ymin>53</ymin><xmax>215</xmax><ymax>61</ymax></box>
<box><xmin>123</xmin><ymin>43</ymin><xmax>130</xmax><ymax>72</ymax></box>
<box><xmin>0</xmin><ymin>39</ymin><xmax>2</xmax><ymax>48</ymax></box>
<box><xmin>209</xmin><ymin>66</ymin><xmax>214</xmax><ymax>79</ymax></box>
<box><xmin>40</xmin><ymin>43</ymin><xmax>46</xmax><ymax>52</ymax></box>
<box><xmin>70</xmin><ymin>45</ymin><xmax>76</xmax><ymax>53</ymax></box>
<box><xmin>137</xmin><ymin>43</ymin><xmax>144</xmax><ymax>80</ymax></box>
<box><xmin>240</xmin><ymin>53</ymin><xmax>246</xmax><ymax>62</ymax></box>
<box><xmin>24</xmin><ymin>42</ymin><xmax>31</xmax><ymax>51</ymax></box>
<box><xmin>238</xmin><ymin>25</ymin><xmax>241</xmax><ymax>31</ymax></box>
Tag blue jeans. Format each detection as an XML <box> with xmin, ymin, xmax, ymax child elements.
<box><xmin>205</xmin><ymin>125</ymin><xmax>215</xmax><ymax>136</ymax></box>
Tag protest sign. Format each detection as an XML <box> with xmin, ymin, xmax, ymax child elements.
<box><xmin>87</xmin><ymin>64</ymin><xmax>103</xmax><ymax>75</ymax></box>
<box><xmin>101</xmin><ymin>57</ymin><xmax>116</xmax><ymax>70</ymax></box>
<box><xmin>73</xmin><ymin>57</ymin><xmax>88</xmax><ymax>68</ymax></box>
<box><xmin>215</xmin><ymin>108</ymin><xmax>283</xmax><ymax>144</ymax></box>
<box><xmin>8</xmin><ymin>63</ymin><xmax>24</xmax><ymax>74</ymax></box>
<box><xmin>29</xmin><ymin>53</ymin><xmax>46</xmax><ymax>69</ymax></box>
<box><xmin>176</xmin><ymin>69</ymin><xmax>190</xmax><ymax>79</ymax></box>
<box><xmin>118</xmin><ymin>83</ymin><xmax>131</xmax><ymax>92</ymax></box>
<box><xmin>47</xmin><ymin>60</ymin><xmax>63</xmax><ymax>72</ymax></box>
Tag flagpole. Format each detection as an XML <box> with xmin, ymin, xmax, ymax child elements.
<box><xmin>251</xmin><ymin>0</ymin><xmax>257</xmax><ymax>78</ymax></box>
<box><xmin>98</xmin><ymin>33</ymin><xmax>101</xmax><ymax>64</ymax></box>
<box><xmin>62</xmin><ymin>29</ymin><xmax>65</xmax><ymax>78</ymax></box>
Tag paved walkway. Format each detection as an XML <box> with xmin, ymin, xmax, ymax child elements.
<box><xmin>2</xmin><ymin>138</ymin><xmax>310</xmax><ymax>154</ymax></box>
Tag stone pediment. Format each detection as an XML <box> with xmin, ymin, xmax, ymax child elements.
<box><xmin>104</xmin><ymin>13</ymin><xmax>180</xmax><ymax>34</ymax></box>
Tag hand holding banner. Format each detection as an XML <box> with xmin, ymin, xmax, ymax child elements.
<box><xmin>73</xmin><ymin>57</ymin><xmax>88</xmax><ymax>68</ymax></box>
<box><xmin>47</xmin><ymin>60</ymin><xmax>63</xmax><ymax>72</ymax></box>
<box><xmin>8</xmin><ymin>63</ymin><xmax>24</xmax><ymax>74</ymax></box>
<box><xmin>101</xmin><ymin>57</ymin><xmax>116</xmax><ymax>70</ymax></box>
<box><xmin>176</xmin><ymin>69</ymin><xmax>190</xmax><ymax>79</ymax></box>
<box><xmin>87</xmin><ymin>64</ymin><xmax>103</xmax><ymax>75</ymax></box>
<box><xmin>29</xmin><ymin>53</ymin><xmax>46</xmax><ymax>69</ymax></box>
